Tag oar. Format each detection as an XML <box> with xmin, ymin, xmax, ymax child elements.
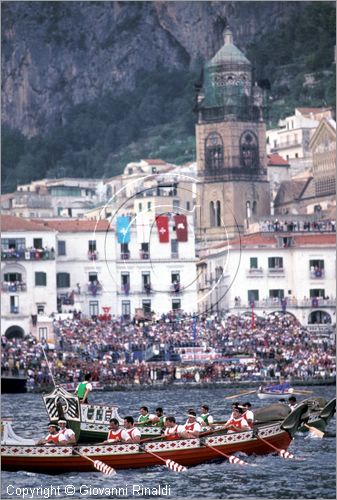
<box><xmin>202</xmin><ymin>441</ymin><xmax>249</xmax><ymax>466</ymax></box>
<box><xmin>254</xmin><ymin>434</ymin><xmax>294</xmax><ymax>459</ymax></box>
<box><xmin>304</xmin><ymin>424</ymin><xmax>324</xmax><ymax>438</ymax></box>
<box><xmin>293</xmin><ymin>389</ymin><xmax>313</xmax><ymax>394</ymax></box>
<box><xmin>224</xmin><ymin>389</ymin><xmax>257</xmax><ymax>400</ymax></box>
<box><xmin>73</xmin><ymin>449</ymin><xmax>116</xmax><ymax>475</ymax></box>
<box><xmin>291</xmin><ymin>390</ymin><xmax>314</xmax><ymax>395</ymax></box>
<box><xmin>139</xmin><ymin>445</ymin><xmax>187</xmax><ymax>472</ymax></box>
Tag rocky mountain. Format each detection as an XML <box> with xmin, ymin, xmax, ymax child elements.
<box><xmin>2</xmin><ymin>1</ymin><xmax>309</xmax><ymax>137</ymax></box>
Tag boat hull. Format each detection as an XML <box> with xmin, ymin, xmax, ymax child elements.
<box><xmin>1</xmin><ymin>423</ymin><xmax>292</xmax><ymax>473</ymax></box>
<box><xmin>257</xmin><ymin>391</ymin><xmax>293</xmax><ymax>400</ymax></box>
<box><xmin>1</xmin><ymin>376</ymin><xmax>27</xmax><ymax>394</ymax></box>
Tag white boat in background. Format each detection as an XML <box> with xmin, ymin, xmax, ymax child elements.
<box><xmin>257</xmin><ymin>386</ymin><xmax>294</xmax><ymax>400</ymax></box>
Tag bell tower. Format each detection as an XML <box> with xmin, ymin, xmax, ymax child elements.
<box><xmin>195</xmin><ymin>28</ymin><xmax>270</xmax><ymax>245</ymax></box>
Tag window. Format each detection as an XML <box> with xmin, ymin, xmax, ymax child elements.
<box><xmin>89</xmin><ymin>301</ymin><xmax>99</xmax><ymax>317</ymax></box>
<box><xmin>88</xmin><ymin>272</ymin><xmax>98</xmax><ymax>283</ymax></box>
<box><xmin>1</xmin><ymin>238</ymin><xmax>25</xmax><ymax>251</ymax></box>
<box><xmin>57</xmin><ymin>272</ymin><xmax>70</xmax><ymax>288</ymax></box>
<box><xmin>186</xmin><ymin>201</ymin><xmax>190</xmax><ymax>211</ymax></box>
<box><xmin>172</xmin><ymin>299</ymin><xmax>181</xmax><ymax>310</ymax></box>
<box><xmin>38</xmin><ymin>327</ymin><xmax>48</xmax><ymax>340</ymax></box>
<box><xmin>171</xmin><ymin>239</ymin><xmax>178</xmax><ymax>257</ymax></box>
<box><xmin>216</xmin><ymin>200</ymin><xmax>221</xmax><ymax>227</ymax></box>
<box><xmin>252</xmin><ymin>201</ymin><xmax>257</xmax><ymax>215</ymax></box>
<box><xmin>171</xmin><ymin>272</ymin><xmax>180</xmax><ymax>283</ymax></box>
<box><xmin>269</xmin><ymin>289</ymin><xmax>284</xmax><ymax>299</ymax></box>
<box><xmin>121</xmin><ymin>243</ymin><xmax>129</xmax><ymax>253</ymax></box>
<box><xmin>268</xmin><ymin>257</ymin><xmax>283</xmax><ymax>269</ymax></box>
<box><xmin>147</xmin><ymin>202</ymin><xmax>152</xmax><ymax>211</ymax></box>
<box><xmin>121</xmin><ymin>272</ymin><xmax>130</xmax><ymax>286</ymax></box>
<box><xmin>122</xmin><ymin>301</ymin><xmax>131</xmax><ymax>318</ymax></box>
<box><xmin>240</xmin><ymin>131</ymin><xmax>259</xmax><ymax>169</ymax></box>
<box><xmin>138</xmin><ymin>203</ymin><xmax>142</xmax><ymax>212</ymax></box>
<box><xmin>210</xmin><ymin>201</ymin><xmax>216</xmax><ymax>227</ymax></box>
<box><xmin>246</xmin><ymin>201</ymin><xmax>251</xmax><ymax>219</ymax></box>
<box><xmin>10</xmin><ymin>295</ymin><xmax>19</xmax><ymax>313</ymax></box>
<box><xmin>205</xmin><ymin>132</ymin><xmax>224</xmax><ymax>171</ymax></box>
<box><xmin>142</xmin><ymin>272</ymin><xmax>150</xmax><ymax>286</ymax></box>
<box><xmin>173</xmin><ymin>199</ymin><xmax>180</xmax><ymax>209</ymax></box>
<box><xmin>142</xmin><ymin>300</ymin><xmax>151</xmax><ymax>314</ymax></box>
<box><xmin>4</xmin><ymin>272</ymin><xmax>22</xmax><ymax>282</ymax></box>
<box><xmin>248</xmin><ymin>290</ymin><xmax>259</xmax><ymax>303</ymax></box>
<box><xmin>37</xmin><ymin>304</ymin><xmax>45</xmax><ymax>314</ymax></box>
<box><xmin>33</xmin><ymin>238</ymin><xmax>43</xmax><ymax>249</ymax></box>
<box><xmin>58</xmin><ymin>241</ymin><xmax>66</xmax><ymax>256</ymax></box>
<box><xmin>309</xmin><ymin>289</ymin><xmax>325</xmax><ymax>298</ymax></box>
<box><xmin>35</xmin><ymin>272</ymin><xmax>47</xmax><ymax>286</ymax></box>
<box><xmin>250</xmin><ymin>257</ymin><xmax>258</xmax><ymax>269</ymax></box>
<box><xmin>141</xmin><ymin>242</ymin><xmax>149</xmax><ymax>252</ymax></box>
<box><xmin>88</xmin><ymin>240</ymin><xmax>96</xmax><ymax>252</ymax></box>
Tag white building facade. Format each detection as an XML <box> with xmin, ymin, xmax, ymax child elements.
<box><xmin>198</xmin><ymin>230</ymin><xmax>336</xmax><ymax>333</ymax></box>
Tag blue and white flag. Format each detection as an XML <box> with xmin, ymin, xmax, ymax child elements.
<box><xmin>117</xmin><ymin>216</ymin><xmax>131</xmax><ymax>244</ymax></box>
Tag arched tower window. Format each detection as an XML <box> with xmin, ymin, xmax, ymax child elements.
<box><xmin>216</xmin><ymin>200</ymin><xmax>221</xmax><ymax>227</ymax></box>
<box><xmin>210</xmin><ymin>201</ymin><xmax>216</xmax><ymax>227</ymax></box>
<box><xmin>252</xmin><ymin>201</ymin><xmax>257</xmax><ymax>215</ymax></box>
<box><xmin>205</xmin><ymin>132</ymin><xmax>224</xmax><ymax>172</ymax></box>
<box><xmin>246</xmin><ymin>201</ymin><xmax>251</xmax><ymax>219</ymax></box>
<box><xmin>240</xmin><ymin>131</ymin><xmax>259</xmax><ymax>169</ymax></box>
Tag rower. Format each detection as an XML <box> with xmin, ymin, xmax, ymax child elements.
<box><xmin>57</xmin><ymin>419</ymin><xmax>76</xmax><ymax>444</ymax></box>
<box><xmin>241</xmin><ymin>402</ymin><xmax>254</xmax><ymax>428</ymax></box>
<box><xmin>148</xmin><ymin>407</ymin><xmax>166</xmax><ymax>427</ymax></box>
<box><xmin>137</xmin><ymin>406</ymin><xmax>156</xmax><ymax>426</ymax></box>
<box><xmin>197</xmin><ymin>404</ymin><xmax>214</xmax><ymax>426</ymax></box>
<box><xmin>163</xmin><ymin>416</ymin><xmax>181</xmax><ymax>440</ymax></box>
<box><xmin>288</xmin><ymin>396</ymin><xmax>297</xmax><ymax>411</ymax></box>
<box><xmin>123</xmin><ymin>416</ymin><xmax>141</xmax><ymax>443</ymax></box>
<box><xmin>37</xmin><ymin>423</ymin><xmax>60</xmax><ymax>445</ymax></box>
<box><xmin>223</xmin><ymin>407</ymin><xmax>250</xmax><ymax>433</ymax></box>
<box><xmin>180</xmin><ymin>409</ymin><xmax>201</xmax><ymax>438</ymax></box>
<box><xmin>76</xmin><ymin>373</ymin><xmax>92</xmax><ymax>404</ymax></box>
<box><xmin>102</xmin><ymin>418</ymin><xmax>130</xmax><ymax>443</ymax></box>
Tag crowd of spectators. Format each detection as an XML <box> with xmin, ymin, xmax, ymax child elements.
<box><xmin>1</xmin><ymin>313</ymin><xmax>335</xmax><ymax>390</ymax></box>
<box><xmin>259</xmin><ymin>219</ymin><xmax>335</xmax><ymax>233</ymax></box>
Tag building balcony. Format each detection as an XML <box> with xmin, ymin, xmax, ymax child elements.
<box><xmin>10</xmin><ymin>306</ymin><xmax>19</xmax><ymax>314</ymax></box>
<box><xmin>171</xmin><ymin>252</ymin><xmax>179</xmax><ymax>259</ymax></box>
<box><xmin>87</xmin><ymin>282</ymin><xmax>102</xmax><ymax>296</ymax></box>
<box><xmin>233</xmin><ymin>297</ymin><xmax>336</xmax><ymax>309</ymax></box>
<box><xmin>267</xmin><ymin>267</ymin><xmax>285</xmax><ymax>276</ymax></box>
<box><xmin>247</xmin><ymin>268</ymin><xmax>264</xmax><ymax>277</ymax></box>
<box><xmin>1</xmin><ymin>281</ymin><xmax>27</xmax><ymax>292</ymax></box>
<box><xmin>88</xmin><ymin>251</ymin><xmax>99</xmax><ymax>261</ymax></box>
<box><xmin>170</xmin><ymin>283</ymin><xmax>182</xmax><ymax>294</ymax></box>
<box><xmin>310</xmin><ymin>269</ymin><xmax>325</xmax><ymax>279</ymax></box>
<box><xmin>121</xmin><ymin>284</ymin><xmax>130</xmax><ymax>295</ymax></box>
<box><xmin>120</xmin><ymin>252</ymin><xmax>130</xmax><ymax>260</ymax></box>
<box><xmin>139</xmin><ymin>251</ymin><xmax>150</xmax><ymax>260</ymax></box>
<box><xmin>143</xmin><ymin>284</ymin><xmax>152</xmax><ymax>295</ymax></box>
<box><xmin>1</xmin><ymin>248</ymin><xmax>55</xmax><ymax>261</ymax></box>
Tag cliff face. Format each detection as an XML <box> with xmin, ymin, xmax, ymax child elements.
<box><xmin>1</xmin><ymin>1</ymin><xmax>307</xmax><ymax>137</ymax></box>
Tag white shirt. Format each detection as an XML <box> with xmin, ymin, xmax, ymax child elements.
<box><xmin>58</xmin><ymin>428</ymin><xmax>76</xmax><ymax>442</ymax></box>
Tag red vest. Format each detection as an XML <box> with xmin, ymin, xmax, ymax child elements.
<box><xmin>185</xmin><ymin>421</ymin><xmax>198</xmax><ymax>432</ymax></box>
<box><xmin>107</xmin><ymin>429</ymin><xmax>123</xmax><ymax>441</ymax></box>
<box><xmin>46</xmin><ymin>433</ymin><xmax>60</xmax><ymax>444</ymax></box>
<box><xmin>165</xmin><ymin>424</ymin><xmax>179</xmax><ymax>441</ymax></box>
<box><xmin>226</xmin><ymin>417</ymin><xmax>247</xmax><ymax>431</ymax></box>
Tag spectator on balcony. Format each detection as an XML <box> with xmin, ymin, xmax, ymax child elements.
<box><xmin>144</xmin><ymin>283</ymin><xmax>151</xmax><ymax>295</ymax></box>
<box><xmin>123</xmin><ymin>283</ymin><xmax>130</xmax><ymax>295</ymax></box>
<box><xmin>173</xmin><ymin>280</ymin><xmax>180</xmax><ymax>293</ymax></box>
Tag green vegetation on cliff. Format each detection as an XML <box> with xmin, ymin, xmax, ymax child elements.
<box><xmin>2</xmin><ymin>2</ymin><xmax>335</xmax><ymax>193</ymax></box>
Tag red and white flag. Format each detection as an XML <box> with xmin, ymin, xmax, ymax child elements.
<box><xmin>174</xmin><ymin>215</ymin><xmax>188</xmax><ymax>242</ymax></box>
<box><xmin>156</xmin><ymin>215</ymin><xmax>169</xmax><ymax>243</ymax></box>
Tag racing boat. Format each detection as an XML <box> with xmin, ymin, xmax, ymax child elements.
<box><xmin>1</xmin><ymin>402</ymin><xmax>308</xmax><ymax>474</ymax></box>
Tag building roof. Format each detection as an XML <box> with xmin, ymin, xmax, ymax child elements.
<box><xmin>41</xmin><ymin>219</ymin><xmax>111</xmax><ymax>232</ymax></box>
<box><xmin>267</xmin><ymin>153</ymin><xmax>290</xmax><ymax>167</ymax></box>
<box><xmin>274</xmin><ymin>178</ymin><xmax>312</xmax><ymax>206</ymax></box>
<box><xmin>1</xmin><ymin>215</ymin><xmax>52</xmax><ymax>232</ymax></box>
<box><xmin>143</xmin><ymin>159</ymin><xmax>167</xmax><ymax>165</ymax></box>
<box><xmin>293</xmin><ymin>234</ymin><xmax>336</xmax><ymax>246</ymax></box>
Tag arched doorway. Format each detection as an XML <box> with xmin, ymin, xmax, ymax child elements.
<box><xmin>308</xmin><ymin>310</ymin><xmax>332</xmax><ymax>324</ymax></box>
<box><xmin>5</xmin><ymin>325</ymin><xmax>25</xmax><ymax>339</ymax></box>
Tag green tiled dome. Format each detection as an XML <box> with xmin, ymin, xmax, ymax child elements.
<box><xmin>208</xmin><ymin>28</ymin><xmax>251</xmax><ymax>67</ymax></box>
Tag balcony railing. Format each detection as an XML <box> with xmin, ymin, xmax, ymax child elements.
<box><xmin>1</xmin><ymin>248</ymin><xmax>55</xmax><ymax>261</ymax></box>
<box><xmin>171</xmin><ymin>252</ymin><xmax>179</xmax><ymax>259</ymax></box>
<box><xmin>143</xmin><ymin>284</ymin><xmax>152</xmax><ymax>295</ymax></box>
<box><xmin>247</xmin><ymin>268</ymin><xmax>264</xmax><ymax>276</ymax></box>
<box><xmin>139</xmin><ymin>251</ymin><xmax>150</xmax><ymax>260</ymax></box>
<box><xmin>233</xmin><ymin>297</ymin><xmax>336</xmax><ymax>309</ymax></box>
<box><xmin>121</xmin><ymin>284</ymin><xmax>130</xmax><ymax>295</ymax></box>
<box><xmin>10</xmin><ymin>306</ymin><xmax>19</xmax><ymax>314</ymax></box>
<box><xmin>2</xmin><ymin>282</ymin><xmax>26</xmax><ymax>292</ymax></box>
<box><xmin>87</xmin><ymin>282</ymin><xmax>102</xmax><ymax>296</ymax></box>
<box><xmin>170</xmin><ymin>283</ymin><xmax>182</xmax><ymax>294</ymax></box>
<box><xmin>88</xmin><ymin>251</ymin><xmax>99</xmax><ymax>261</ymax></box>
<box><xmin>268</xmin><ymin>267</ymin><xmax>285</xmax><ymax>275</ymax></box>
<box><xmin>120</xmin><ymin>253</ymin><xmax>130</xmax><ymax>260</ymax></box>
<box><xmin>310</xmin><ymin>269</ymin><xmax>325</xmax><ymax>279</ymax></box>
